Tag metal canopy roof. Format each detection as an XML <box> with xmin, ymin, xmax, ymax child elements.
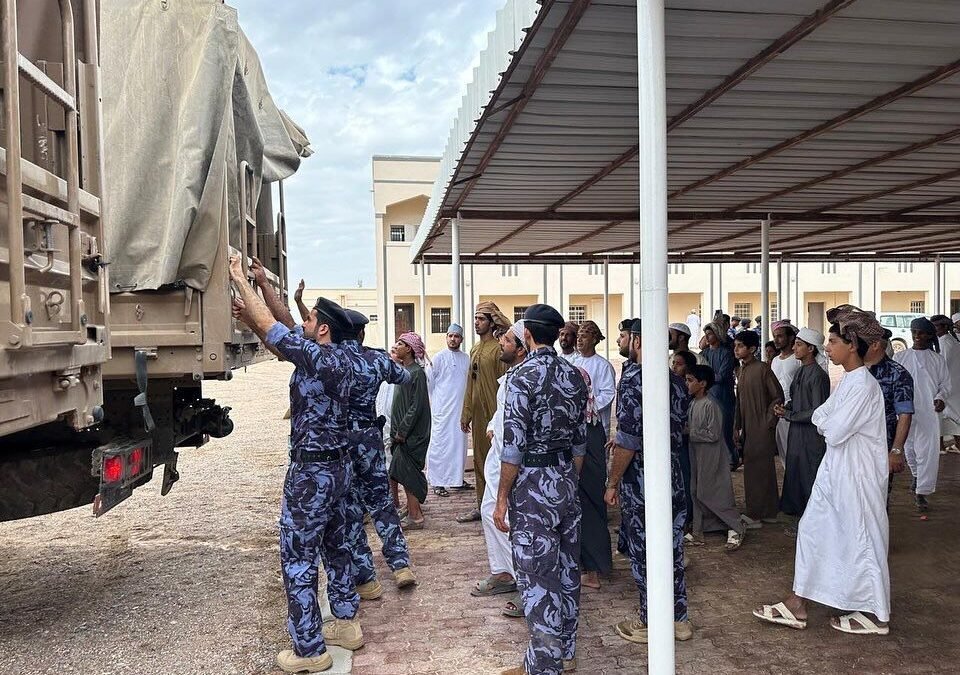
<box><xmin>411</xmin><ymin>0</ymin><xmax>960</xmax><ymax>264</ymax></box>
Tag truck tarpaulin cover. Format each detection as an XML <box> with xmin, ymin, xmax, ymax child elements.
<box><xmin>101</xmin><ymin>0</ymin><xmax>311</xmax><ymax>292</ymax></box>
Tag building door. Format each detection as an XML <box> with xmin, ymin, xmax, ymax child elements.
<box><xmin>807</xmin><ymin>302</ymin><xmax>825</xmax><ymax>333</ymax></box>
<box><xmin>394</xmin><ymin>303</ymin><xmax>414</xmax><ymax>339</ymax></box>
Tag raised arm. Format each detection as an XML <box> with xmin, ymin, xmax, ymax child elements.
<box><xmin>293</xmin><ymin>278</ymin><xmax>310</xmax><ymax>322</ymax></box>
<box><xmin>250</xmin><ymin>257</ymin><xmax>296</xmax><ymax>329</ymax></box>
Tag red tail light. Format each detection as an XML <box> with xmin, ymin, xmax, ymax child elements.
<box><xmin>103</xmin><ymin>455</ymin><xmax>123</xmax><ymax>483</ymax></box>
<box><xmin>128</xmin><ymin>447</ymin><xmax>144</xmax><ymax>475</ymax></box>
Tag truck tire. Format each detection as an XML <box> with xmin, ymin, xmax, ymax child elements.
<box><xmin>891</xmin><ymin>338</ymin><xmax>907</xmax><ymax>354</ymax></box>
<box><xmin>0</xmin><ymin>447</ymin><xmax>99</xmax><ymax>522</ymax></box>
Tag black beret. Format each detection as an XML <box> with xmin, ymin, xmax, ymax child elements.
<box><xmin>313</xmin><ymin>297</ymin><xmax>351</xmax><ymax>333</ymax></box>
<box><xmin>344</xmin><ymin>309</ymin><xmax>369</xmax><ymax>329</ymax></box>
<box><xmin>522</xmin><ymin>303</ymin><xmax>564</xmax><ymax>329</ymax></box>
<box><xmin>630</xmin><ymin>319</ymin><xmax>643</xmax><ymax>334</ymax></box>
<box><xmin>619</xmin><ymin>317</ymin><xmax>639</xmax><ymax>332</ymax></box>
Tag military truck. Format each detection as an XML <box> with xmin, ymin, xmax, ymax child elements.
<box><xmin>0</xmin><ymin>0</ymin><xmax>308</xmax><ymax>520</ymax></box>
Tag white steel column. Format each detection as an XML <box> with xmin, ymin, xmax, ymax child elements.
<box><xmin>603</xmin><ymin>258</ymin><xmax>610</xmax><ymax>359</ymax></box>
<box><xmin>761</xmin><ymin>217</ymin><xmax>771</xmax><ymax>360</ymax></box>
<box><xmin>543</xmin><ymin>264</ymin><xmax>549</xmax><ymax>304</ymax></box>
<box><xmin>559</xmin><ymin>265</ymin><xmax>565</xmax><ymax>317</ymax></box>
<box><xmin>630</xmin><ymin>263</ymin><xmax>635</xmax><ymax>317</ymax></box>
<box><xmin>637</xmin><ymin>2</ymin><xmax>673</xmax><ymax>671</ymax></box>
<box><xmin>451</xmin><ymin>217</ymin><xmax>462</xmax><ymax>326</ymax></box>
<box><xmin>934</xmin><ymin>257</ymin><xmax>942</xmax><ymax>314</ymax></box>
<box><xmin>858</xmin><ymin>262</ymin><xmax>864</xmax><ymax>308</ymax></box>
<box><xmin>777</xmin><ymin>259</ymin><xmax>783</xmax><ymax>321</ymax></box>
<box><xmin>419</xmin><ymin>260</ymin><xmax>427</xmax><ymax>335</ymax></box>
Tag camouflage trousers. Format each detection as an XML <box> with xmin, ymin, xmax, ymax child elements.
<box><xmin>280</xmin><ymin>457</ymin><xmax>359</xmax><ymax>658</ymax></box>
<box><xmin>343</xmin><ymin>428</ymin><xmax>411</xmax><ymax>584</ymax></box>
<box><xmin>619</xmin><ymin>459</ymin><xmax>688</xmax><ymax>624</ymax></box>
<box><xmin>509</xmin><ymin>461</ymin><xmax>582</xmax><ymax>675</ymax></box>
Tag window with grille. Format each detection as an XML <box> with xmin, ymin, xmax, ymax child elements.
<box><xmin>910</xmin><ymin>300</ymin><xmax>925</xmax><ymax>314</ymax></box>
<box><xmin>431</xmin><ymin>307</ymin><xmax>451</xmax><ymax>334</ymax></box>
<box><xmin>587</xmin><ymin>263</ymin><xmax>604</xmax><ymax>276</ymax></box>
<box><xmin>501</xmin><ymin>264</ymin><xmax>519</xmax><ymax>277</ymax></box>
<box><xmin>745</xmin><ymin>263</ymin><xmax>758</xmax><ymax>274</ymax></box>
<box><xmin>369</xmin><ymin>314</ymin><xmax>378</xmax><ymax>322</ymax></box>
<box><xmin>769</xmin><ymin>302</ymin><xmax>779</xmax><ymax>322</ymax></box>
<box><xmin>390</xmin><ymin>226</ymin><xmax>405</xmax><ymax>242</ymax></box>
<box><xmin>569</xmin><ymin>305</ymin><xmax>586</xmax><ymax>323</ymax></box>
<box><xmin>669</xmin><ymin>263</ymin><xmax>685</xmax><ymax>275</ymax></box>
<box><xmin>733</xmin><ymin>303</ymin><xmax>752</xmax><ymax>318</ymax></box>
<box><xmin>897</xmin><ymin>263</ymin><xmax>915</xmax><ymax>273</ymax></box>
<box><xmin>413</xmin><ymin>264</ymin><xmax>431</xmax><ymax>276</ymax></box>
<box><xmin>514</xmin><ymin>306</ymin><xmax>528</xmax><ymax>322</ymax></box>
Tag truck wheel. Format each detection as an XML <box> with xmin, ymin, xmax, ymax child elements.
<box><xmin>0</xmin><ymin>447</ymin><xmax>98</xmax><ymax>522</ymax></box>
<box><xmin>891</xmin><ymin>338</ymin><xmax>907</xmax><ymax>354</ymax></box>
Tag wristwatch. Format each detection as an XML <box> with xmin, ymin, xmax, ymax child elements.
<box><xmin>890</xmin><ymin>447</ymin><xmax>903</xmax><ymax>455</ymax></box>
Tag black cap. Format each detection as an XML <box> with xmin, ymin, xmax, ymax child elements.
<box><xmin>630</xmin><ymin>319</ymin><xmax>642</xmax><ymax>334</ymax></box>
<box><xmin>522</xmin><ymin>304</ymin><xmax>564</xmax><ymax>329</ymax></box>
<box><xmin>345</xmin><ymin>309</ymin><xmax>369</xmax><ymax>330</ymax></box>
<box><xmin>882</xmin><ymin>328</ymin><xmax>893</xmax><ymax>340</ymax></box>
<box><xmin>619</xmin><ymin>317</ymin><xmax>639</xmax><ymax>332</ymax></box>
<box><xmin>312</xmin><ymin>297</ymin><xmax>351</xmax><ymax>333</ymax></box>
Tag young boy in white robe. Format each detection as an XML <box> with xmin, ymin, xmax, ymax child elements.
<box><xmin>754</xmin><ymin>304</ymin><xmax>891</xmax><ymax>635</ymax></box>
<box><xmin>894</xmin><ymin>317</ymin><xmax>950</xmax><ymax>511</ymax></box>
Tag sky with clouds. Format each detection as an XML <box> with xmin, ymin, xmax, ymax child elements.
<box><xmin>230</xmin><ymin>0</ymin><xmax>504</xmax><ymax>289</ymax></box>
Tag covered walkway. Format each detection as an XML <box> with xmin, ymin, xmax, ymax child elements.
<box><xmin>408</xmin><ymin>1</ymin><xmax>960</xmax><ymax>670</ymax></box>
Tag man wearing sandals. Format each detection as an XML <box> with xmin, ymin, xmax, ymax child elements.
<box><xmin>494</xmin><ymin>305</ymin><xmax>587</xmax><ymax>675</ymax></box>
<box><xmin>755</xmin><ymin>305</ymin><xmax>891</xmax><ymax>636</ymax></box>
<box><xmin>471</xmin><ymin>321</ymin><xmax>529</xmax><ymax>618</ymax></box>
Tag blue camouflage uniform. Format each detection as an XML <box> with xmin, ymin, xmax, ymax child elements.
<box><xmin>266</xmin><ymin>322</ymin><xmax>358</xmax><ymax>658</ymax></box>
<box><xmin>339</xmin><ymin>339</ymin><xmax>413</xmax><ymax>584</ymax></box>
<box><xmin>503</xmin><ymin>343</ymin><xmax>588</xmax><ymax>675</ymax></box>
<box><xmin>616</xmin><ymin>363</ymin><xmax>691</xmax><ymax>625</ymax></box>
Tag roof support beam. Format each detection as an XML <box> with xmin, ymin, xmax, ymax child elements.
<box><xmin>669</xmin><ymin>58</ymin><xmax>960</xmax><ymax>200</ymax></box>
<box><xmin>451</xmin><ymin>208</ymin><xmax>960</xmax><ymax>224</ymax></box>
<box><xmin>828</xmin><ymin>229</ymin><xmax>960</xmax><ymax>255</ymax></box>
<box><xmin>532</xmin><ymin>220</ymin><xmax>623</xmax><ymax>255</ymax></box>
<box><xmin>668</xmin><ymin>125</ymin><xmax>960</xmax><ymax>236</ymax></box>
<box><xmin>666</xmin><ymin>0</ymin><xmax>857</xmax><ymax>131</ymax></box>
<box><xmin>448</xmin><ymin>0</ymin><xmax>592</xmax><ymax>213</ymax></box>
<box><xmin>681</xmin><ymin>165</ymin><xmax>960</xmax><ymax>252</ymax></box>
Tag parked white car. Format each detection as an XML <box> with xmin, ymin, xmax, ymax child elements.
<box><xmin>877</xmin><ymin>312</ymin><xmax>925</xmax><ymax>353</ymax></box>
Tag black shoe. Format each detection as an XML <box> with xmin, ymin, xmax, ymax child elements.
<box><xmin>915</xmin><ymin>494</ymin><xmax>930</xmax><ymax>512</ymax></box>
<box><xmin>453</xmin><ymin>481</ymin><xmax>474</xmax><ymax>491</ymax></box>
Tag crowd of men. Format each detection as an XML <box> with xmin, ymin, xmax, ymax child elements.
<box><xmin>227</xmin><ymin>253</ymin><xmax>960</xmax><ymax>674</ymax></box>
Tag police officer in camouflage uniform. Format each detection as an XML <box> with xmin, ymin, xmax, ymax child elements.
<box><xmin>605</xmin><ymin>318</ymin><xmax>693</xmax><ymax>645</ymax></box>
<box><xmin>338</xmin><ymin>309</ymin><xmax>417</xmax><ymax>599</ymax></box>
<box><xmin>494</xmin><ymin>304</ymin><xmax>588</xmax><ymax>675</ymax></box>
<box><xmin>228</xmin><ymin>255</ymin><xmax>360</xmax><ymax>674</ymax></box>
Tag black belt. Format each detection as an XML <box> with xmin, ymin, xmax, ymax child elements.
<box><xmin>290</xmin><ymin>448</ymin><xmax>345</xmax><ymax>463</ymax></box>
<box><xmin>523</xmin><ymin>448</ymin><xmax>573</xmax><ymax>468</ymax></box>
<box><xmin>349</xmin><ymin>416</ymin><xmax>386</xmax><ymax>431</ymax></box>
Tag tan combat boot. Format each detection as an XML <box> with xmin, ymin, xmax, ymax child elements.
<box><xmin>393</xmin><ymin>566</ymin><xmax>417</xmax><ymax>589</ymax></box>
<box><xmin>322</xmin><ymin>617</ymin><xmax>364</xmax><ymax>651</ymax></box>
<box><xmin>356</xmin><ymin>578</ymin><xmax>383</xmax><ymax>600</ymax></box>
<box><xmin>563</xmin><ymin>656</ymin><xmax>577</xmax><ymax>671</ymax></box>
<box><xmin>675</xmin><ymin>620</ymin><xmax>694</xmax><ymax>641</ymax></box>
<box><xmin>276</xmin><ymin>649</ymin><xmax>332</xmax><ymax>673</ymax></box>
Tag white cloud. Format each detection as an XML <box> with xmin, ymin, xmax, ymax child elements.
<box><xmin>230</xmin><ymin>0</ymin><xmax>503</xmax><ymax>288</ymax></box>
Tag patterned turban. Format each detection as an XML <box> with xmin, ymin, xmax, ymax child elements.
<box><xmin>825</xmin><ymin>304</ymin><xmax>885</xmax><ymax>345</ymax></box>
<box><xmin>398</xmin><ymin>331</ymin><xmax>426</xmax><ymax>362</ymax></box>
<box><xmin>703</xmin><ymin>321</ymin><xmax>728</xmax><ymax>343</ymax></box>
<box><xmin>578</xmin><ymin>320</ymin><xmax>604</xmax><ymax>342</ymax></box>
<box><xmin>475</xmin><ymin>301</ymin><xmax>511</xmax><ymax>329</ymax></box>
<box><xmin>771</xmin><ymin>319</ymin><xmax>794</xmax><ymax>333</ymax></box>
